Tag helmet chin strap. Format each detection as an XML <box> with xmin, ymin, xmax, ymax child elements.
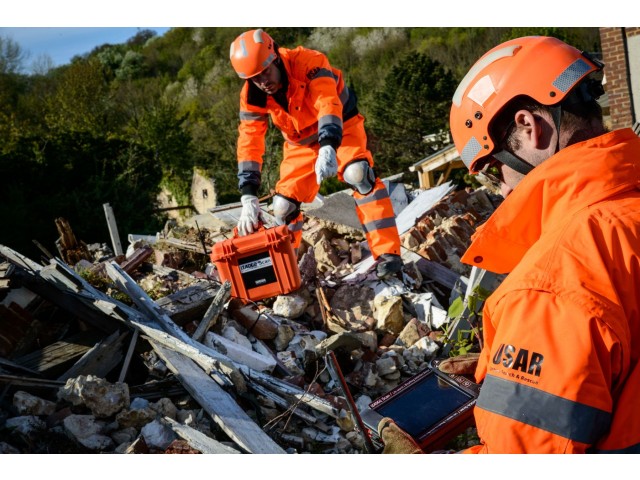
<box><xmin>492</xmin><ymin>150</ymin><xmax>535</xmax><ymax>176</ymax></box>
<box><xmin>549</xmin><ymin>104</ymin><xmax>563</xmax><ymax>155</ymax></box>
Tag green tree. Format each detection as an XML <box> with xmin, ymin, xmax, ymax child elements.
<box><xmin>411</xmin><ymin>27</ymin><xmax>508</xmax><ymax>79</ymax></box>
<box><xmin>116</xmin><ymin>50</ymin><xmax>146</xmax><ymax>80</ymax></box>
<box><xmin>265</xmin><ymin>27</ymin><xmax>314</xmax><ymax>48</ymax></box>
<box><xmin>133</xmin><ymin>98</ymin><xmax>194</xmax><ymax>205</ymax></box>
<box><xmin>0</xmin><ymin>36</ymin><xmax>25</xmax><ymax>74</ymax></box>
<box><xmin>0</xmin><ymin>132</ymin><xmax>163</xmax><ymax>259</ymax></box>
<box><xmin>369</xmin><ymin>52</ymin><xmax>457</xmax><ymax>177</ymax></box>
<box><xmin>44</xmin><ymin>59</ymin><xmax>112</xmax><ymax>135</ymax></box>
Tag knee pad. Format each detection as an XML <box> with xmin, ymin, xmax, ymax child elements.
<box><xmin>272</xmin><ymin>194</ymin><xmax>301</xmax><ymax>225</ymax></box>
<box><xmin>343</xmin><ymin>160</ymin><xmax>376</xmax><ymax>195</ymax></box>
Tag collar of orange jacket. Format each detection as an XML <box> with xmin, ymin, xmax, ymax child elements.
<box><xmin>462</xmin><ymin>128</ymin><xmax>640</xmax><ymax>274</ymax></box>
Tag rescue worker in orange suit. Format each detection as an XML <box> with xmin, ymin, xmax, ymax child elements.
<box><xmin>229</xmin><ymin>29</ymin><xmax>402</xmax><ymax>279</ymax></box>
<box><xmin>379</xmin><ymin>36</ymin><xmax>640</xmax><ymax>454</ymax></box>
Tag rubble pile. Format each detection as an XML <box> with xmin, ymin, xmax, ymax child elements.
<box><xmin>0</xmin><ymin>183</ymin><xmax>502</xmax><ymax>454</ymax></box>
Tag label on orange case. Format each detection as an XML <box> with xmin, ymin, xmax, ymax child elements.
<box><xmin>239</xmin><ymin>252</ymin><xmax>277</xmax><ymax>289</ymax></box>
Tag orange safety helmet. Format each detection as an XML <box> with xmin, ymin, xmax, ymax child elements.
<box><xmin>229</xmin><ymin>29</ymin><xmax>277</xmax><ymax>79</ymax></box>
<box><xmin>450</xmin><ymin>36</ymin><xmax>603</xmax><ymax>174</ymax></box>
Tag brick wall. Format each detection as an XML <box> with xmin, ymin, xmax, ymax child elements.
<box><xmin>599</xmin><ymin>27</ymin><xmax>640</xmax><ymax>129</ymax></box>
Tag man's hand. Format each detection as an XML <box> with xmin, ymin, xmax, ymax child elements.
<box><xmin>437</xmin><ymin>353</ymin><xmax>480</xmax><ymax>376</ymax></box>
<box><xmin>377</xmin><ymin>418</ymin><xmax>423</xmax><ymax>454</ymax></box>
<box><xmin>315</xmin><ymin>145</ymin><xmax>338</xmax><ymax>184</ymax></box>
<box><xmin>237</xmin><ymin>194</ymin><xmax>263</xmax><ymax>236</ymax></box>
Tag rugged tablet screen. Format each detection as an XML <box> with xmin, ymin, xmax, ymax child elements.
<box><xmin>362</xmin><ymin>360</ymin><xmax>480</xmax><ymax>451</ymax></box>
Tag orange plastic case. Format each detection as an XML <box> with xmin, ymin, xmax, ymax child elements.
<box><xmin>210</xmin><ymin>225</ymin><xmax>302</xmax><ymax>302</ymax></box>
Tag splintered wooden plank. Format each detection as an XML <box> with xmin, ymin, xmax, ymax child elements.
<box><xmin>192</xmin><ymin>281</ymin><xmax>231</xmax><ymax>342</ymax></box>
<box><xmin>13</xmin><ymin>330</ymin><xmax>104</xmax><ymax>373</ymax></box>
<box><xmin>163</xmin><ymin>417</ymin><xmax>241</xmax><ymax>454</ymax></box>
<box><xmin>0</xmin><ymin>374</ymin><xmax>64</xmax><ymax>389</ymax></box>
<box><xmin>119</xmin><ymin>246</ymin><xmax>153</xmax><ymax>274</ymax></box>
<box><xmin>118</xmin><ymin>329</ymin><xmax>139</xmax><ymax>383</ymax></box>
<box><xmin>102</xmin><ymin>204</ymin><xmax>123</xmax><ymax>256</ymax></box>
<box><xmin>152</xmin><ymin>343</ymin><xmax>286</xmax><ymax>454</ymax></box>
<box><xmin>104</xmin><ymin>262</ymin><xmax>192</xmax><ymax>344</ymax></box>
<box><xmin>0</xmin><ymin>262</ymin><xmax>14</xmax><ymax>290</ymax></box>
<box><xmin>58</xmin><ymin>330</ymin><xmax>128</xmax><ymax>381</ymax></box>
<box><xmin>156</xmin><ymin>282</ymin><xmax>218</xmax><ymax>325</ymax></box>
<box><xmin>0</xmin><ymin>244</ymin><xmax>42</xmax><ymax>272</ymax></box>
<box><xmin>401</xmin><ymin>248</ymin><xmax>462</xmax><ymax>290</ymax></box>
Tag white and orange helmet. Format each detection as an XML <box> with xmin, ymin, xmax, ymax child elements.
<box><xmin>450</xmin><ymin>36</ymin><xmax>603</xmax><ymax>174</ymax></box>
<box><xmin>229</xmin><ymin>29</ymin><xmax>277</xmax><ymax>79</ymax></box>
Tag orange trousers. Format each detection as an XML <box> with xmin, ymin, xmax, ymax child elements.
<box><xmin>275</xmin><ymin>114</ymin><xmax>400</xmax><ymax>259</ymax></box>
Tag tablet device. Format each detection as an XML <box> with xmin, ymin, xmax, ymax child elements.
<box><xmin>361</xmin><ymin>359</ymin><xmax>480</xmax><ymax>452</ymax></box>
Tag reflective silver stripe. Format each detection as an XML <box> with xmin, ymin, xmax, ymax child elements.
<box><xmin>239</xmin><ymin>38</ymin><xmax>248</xmax><ymax>57</ymax></box>
<box><xmin>238</xmin><ymin>160</ymin><xmax>261</xmax><ymax>172</ymax></box>
<box><xmin>354</xmin><ymin>188</ymin><xmax>389</xmax><ymax>206</ymax></box>
<box><xmin>340</xmin><ymin>86</ymin><xmax>350</xmax><ymax>105</ymax></box>
<box><xmin>362</xmin><ymin>217</ymin><xmax>397</xmax><ymax>233</ymax></box>
<box><xmin>285</xmin><ymin>132</ymin><xmax>318</xmax><ymax>146</ymax></box>
<box><xmin>452</xmin><ymin>44</ymin><xmax>519</xmax><ymax>107</ymax></box>
<box><xmin>287</xmin><ymin>220</ymin><xmax>304</xmax><ymax>232</ymax></box>
<box><xmin>595</xmin><ymin>442</ymin><xmax>640</xmax><ymax>454</ymax></box>
<box><xmin>461</xmin><ymin>137</ymin><xmax>482</xmax><ymax>168</ymax></box>
<box><xmin>309</xmin><ymin>68</ymin><xmax>337</xmax><ymax>80</ymax></box>
<box><xmin>319</xmin><ymin>114</ymin><xmax>342</xmax><ymax>130</ymax></box>
<box><xmin>240</xmin><ymin>111</ymin><xmax>268</xmax><ymax>121</ymax></box>
<box><xmin>253</xmin><ymin>29</ymin><xmax>264</xmax><ymax>43</ymax></box>
<box><xmin>261</xmin><ymin>53</ymin><xmax>276</xmax><ymax>69</ymax></box>
<box><xmin>477</xmin><ymin>374</ymin><xmax>611</xmax><ymax>445</ymax></box>
<box><xmin>553</xmin><ymin>58</ymin><xmax>592</xmax><ymax>93</ymax></box>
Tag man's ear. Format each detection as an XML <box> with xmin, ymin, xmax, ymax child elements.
<box><xmin>514</xmin><ymin>109</ymin><xmax>542</xmax><ymax>148</ymax></box>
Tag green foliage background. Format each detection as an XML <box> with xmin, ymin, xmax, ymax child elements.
<box><xmin>0</xmin><ymin>27</ymin><xmax>600</xmax><ymax>258</ymax></box>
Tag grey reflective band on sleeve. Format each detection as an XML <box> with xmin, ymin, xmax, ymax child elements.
<box><xmin>477</xmin><ymin>374</ymin><xmax>611</xmax><ymax>445</ymax></box>
<box><xmin>238</xmin><ymin>160</ymin><xmax>261</xmax><ymax>172</ymax></box>
<box><xmin>309</xmin><ymin>68</ymin><xmax>338</xmax><ymax>81</ymax></box>
<box><xmin>340</xmin><ymin>86</ymin><xmax>350</xmax><ymax>105</ymax></box>
<box><xmin>287</xmin><ymin>219</ymin><xmax>304</xmax><ymax>232</ymax></box>
<box><xmin>553</xmin><ymin>58</ymin><xmax>592</xmax><ymax>93</ymax></box>
<box><xmin>354</xmin><ymin>188</ymin><xmax>389</xmax><ymax>206</ymax></box>
<box><xmin>240</xmin><ymin>111</ymin><xmax>268</xmax><ymax>121</ymax></box>
<box><xmin>318</xmin><ymin>115</ymin><xmax>343</xmax><ymax>130</ymax></box>
<box><xmin>460</xmin><ymin>136</ymin><xmax>482</xmax><ymax>168</ymax></box>
<box><xmin>362</xmin><ymin>217</ymin><xmax>397</xmax><ymax>233</ymax></box>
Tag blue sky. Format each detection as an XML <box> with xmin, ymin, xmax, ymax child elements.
<box><xmin>0</xmin><ymin>27</ymin><xmax>171</xmax><ymax>71</ymax></box>
<box><xmin>0</xmin><ymin>1</ymin><xmax>614</xmax><ymax>74</ymax></box>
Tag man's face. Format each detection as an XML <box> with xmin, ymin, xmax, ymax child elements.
<box><xmin>486</xmin><ymin>109</ymin><xmax>557</xmax><ymax>198</ymax></box>
<box><xmin>251</xmin><ymin>62</ymin><xmax>282</xmax><ymax>95</ymax></box>
<box><xmin>497</xmin><ymin>163</ymin><xmax>526</xmax><ymax>198</ymax></box>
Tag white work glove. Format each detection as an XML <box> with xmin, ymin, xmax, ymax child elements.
<box><xmin>237</xmin><ymin>195</ymin><xmax>263</xmax><ymax>236</ymax></box>
<box><xmin>315</xmin><ymin>145</ymin><xmax>338</xmax><ymax>185</ymax></box>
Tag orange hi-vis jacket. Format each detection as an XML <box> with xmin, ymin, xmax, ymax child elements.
<box><xmin>235</xmin><ymin>46</ymin><xmax>400</xmax><ymax>259</ymax></box>
<box><xmin>461</xmin><ymin>129</ymin><xmax>640</xmax><ymax>453</ymax></box>
<box><xmin>236</xmin><ymin>46</ymin><xmax>353</xmax><ymax>197</ymax></box>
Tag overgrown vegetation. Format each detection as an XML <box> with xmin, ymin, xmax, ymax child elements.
<box><xmin>445</xmin><ymin>284</ymin><xmax>493</xmax><ymax>356</ymax></box>
<box><xmin>0</xmin><ymin>27</ymin><xmax>600</xmax><ymax>258</ymax></box>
